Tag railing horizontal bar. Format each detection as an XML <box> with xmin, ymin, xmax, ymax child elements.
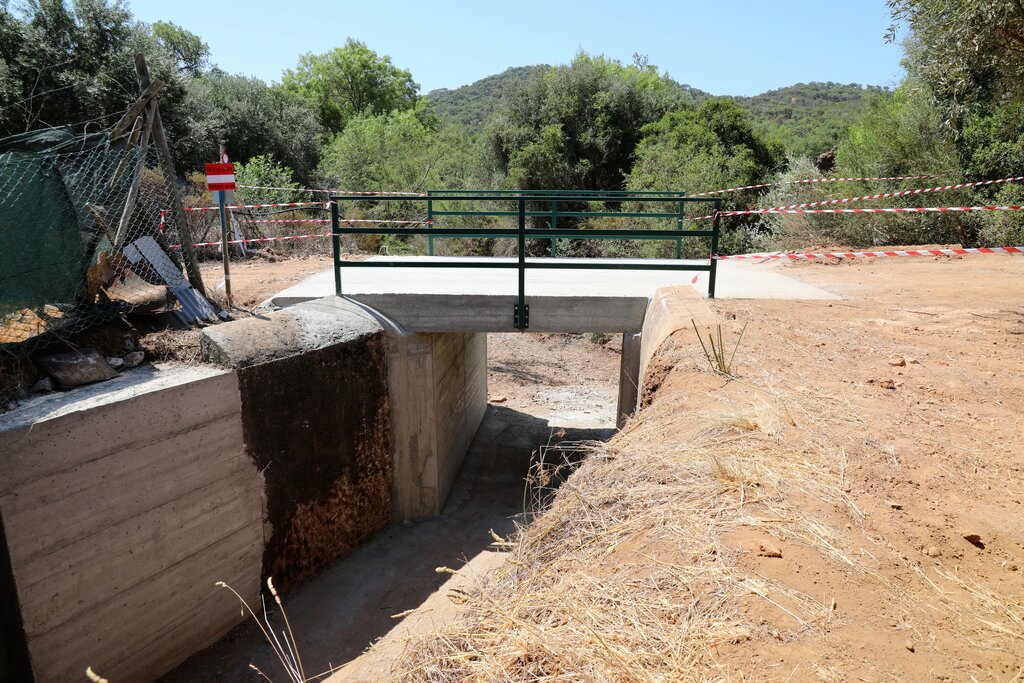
<box><xmin>332</xmin><ymin>194</ymin><xmax>720</xmax><ymax>203</ymax></box>
<box><xmin>431</xmin><ymin>189</ymin><xmax>688</xmax><ymax>196</ymax></box>
<box><xmin>522</xmin><ymin>262</ymin><xmax>711</xmax><ymax>271</ymax></box>
<box><xmin>430</xmin><ymin>210</ymin><xmax>682</xmax><ymax>218</ymax></box>
<box><xmin>338</xmin><ymin>260</ymin><xmax>521</xmax><ymax>269</ymax></box>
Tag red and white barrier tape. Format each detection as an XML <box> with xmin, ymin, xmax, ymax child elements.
<box><xmin>169</xmin><ymin>233</ymin><xmax>331</xmax><ymax>249</ymax></box>
<box><xmin>183</xmin><ymin>200</ymin><xmax>331</xmax><ymax>212</ymax></box>
<box><xmin>692</xmin><ymin>174</ymin><xmax>937</xmax><ymax>197</ymax></box>
<box><xmin>732</xmin><ymin>175</ymin><xmax>1024</xmax><ymax>213</ymax></box>
<box><xmin>713</xmin><ymin>246</ymin><xmax>1024</xmax><ymax>261</ymax></box>
<box><xmin>236</xmin><ymin>184</ymin><xmax>428</xmax><ymax>197</ymax></box>
<box><xmin>722</xmin><ymin>204</ymin><xmax>1024</xmax><ymax>216</ymax></box>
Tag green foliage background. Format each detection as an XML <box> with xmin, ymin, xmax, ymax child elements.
<box><xmin>2</xmin><ymin>0</ymin><xmax>1022</xmax><ymax>251</ymax></box>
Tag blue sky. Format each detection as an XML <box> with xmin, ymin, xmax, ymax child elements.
<box><xmin>126</xmin><ymin>1</ymin><xmax>905</xmax><ymax>95</ymax></box>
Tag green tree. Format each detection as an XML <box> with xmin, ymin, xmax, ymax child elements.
<box><xmin>627</xmin><ymin>98</ymin><xmax>784</xmax><ymax>254</ymax></box>
<box><xmin>0</xmin><ymin>0</ymin><xmax>196</xmax><ymax>143</ymax></box>
<box><xmin>887</xmin><ymin>0</ymin><xmax>1024</xmax><ymax>126</ymax></box>
<box><xmin>484</xmin><ymin>52</ymin><xmax>688</xmax><ymax>191</ymax></box>
<box><xmin>150</xmin><ymin>20</ymin><xmax>208</xmax><ymax>76</ymax></box>
<box><xmin>317</xmin><ymin>103</ymin><xmax>469</xmax><ymax>193</ymax></box>
<box><xmin>281</xmin><ymin>38</ymin><xmax>418</xmax><ymax>135</ymax></box>
<box><xmin>233</xmin><ymin>154</ymin><xmax>299</xmax><ymax>205</ymax></box>
<box><xmin>178</xmin><ymin>71</ymin><xmax>321</xmax><ymax>180</ymax></box>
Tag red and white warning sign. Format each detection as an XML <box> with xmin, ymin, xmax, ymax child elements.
<box><xmin>204</xmin><ymin>162</ymin><xmax>236</xmax><ymax>192</ymax></box>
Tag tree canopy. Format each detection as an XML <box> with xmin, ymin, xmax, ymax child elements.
<box><xmin>281</xmin><ymin>39</ymin><xmax>418</xmax><ymax>135</ymax></box>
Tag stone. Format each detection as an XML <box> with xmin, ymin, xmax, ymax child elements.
<box><xmin>123</xmin><ymin>351</ymin><xmax>145</xmax><ymax>368</ymax></box>
<box><xmin>36</xmin><ymin>348</ymin><xmax>119</xmax><ymax>390</ymax></box>
<box><xmin>879</xmin><ymin>379</ymin><xmax>897</xmax><ymax>390</ymax></box>
<box><xmin>889</xmin><ymin>357</ymin><xmax>907</xmax><ymax>367</ymax></box>
<box><xmin>925</xmin><ymin>546</ymin><xmax>942</xmax><ymax>557</ymax></box>
<box><xmin>905</xmin><ymin>640</ymin><xmax>915</xmax><ymax>652</ymax></box>
<box><xmin>962</xmin><ymin>533</ymin><xmax>985</xmax><ymax>549</ymax></box>
<box><xmin>30</xmin><ymin>377</ymin><xmax>54</xmax><ymax>393</ymax></box>
<box><xmin>491</xmin><ymin>395</ymin><xmax>507</xmax><ymax>404</ymax></box>
<box><xmin>756</xmin><ymin>542</ymin><xmax>783</xmax><ymax>558</ymax></box>
<box><xmin>106</xmin><ymin>356</ymin><xmax>125</xmax><ymax>369</ymax></box>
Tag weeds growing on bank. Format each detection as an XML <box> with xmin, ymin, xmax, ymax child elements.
<box><xmin>692</xmin><ymin>319</ymin><xmax>747</xmax><ymax>377</ymax></box>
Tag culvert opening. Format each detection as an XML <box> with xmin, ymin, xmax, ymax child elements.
<box><xmin>164</xmin><ymin>330</ymin><xmax>624</xmax><ymax>682</ymax></box>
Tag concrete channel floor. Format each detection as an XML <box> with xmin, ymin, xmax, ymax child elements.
<box><xmin>271</xmin><ymin>256</ymin><xmax>840</xmax><ymax>304</ymax></box>
<box><xmin>160</xmin><ymin>402</ymin><xmax>615</xmax><ymax>682</ymax></box>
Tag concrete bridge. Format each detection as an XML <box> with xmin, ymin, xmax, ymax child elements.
<box><xmin>0</xmin><ymin>253</ymin><xmax>837</xmax><ymax>681</ymax></box>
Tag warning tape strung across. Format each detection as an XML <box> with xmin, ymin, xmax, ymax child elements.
<box><xmin>692</xmin><ymin>174</ymin><xmax>937</xmax><ymax>197</ymax></box>
<box><xmin>169</xmin><ymin>233</ymin><xmax>331</xmax><ymax>249</ymax></box>
<box><xmin>236</xmin><ymin>184</ymin><xmax>428</xmax><ymax>197</ymax></box>
<box><xmin>732</xmin><ymin>175</ymin><xmax>1024</xmax><ymax>213</ymax></box>
<box><xmin>184</xmin><ymin>200</ymin><xmax>331</xmax><ymax>212</ymax></box>
<box><xmin>713</xmin><ymin>246</ymin><xmax>1024</xmax><ymax>261</ymax></box>
<box><xmin>239</xmin><ymin>218</ymin><xmax>432</xmax><ymax>225</ymax></box>
<box><xmin>719</xmin><ymin>204</ymin><xmax>1024</xmax><ymax>217</ymax></box>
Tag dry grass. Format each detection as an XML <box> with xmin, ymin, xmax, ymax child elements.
<box><xmin>395</xmin><ymin>380</ymin><xmax>862</xmax><ymax>680</ymax></box>
<box><xmin>394</xmin><ymin>329</ymin><xmax>1024</xmax><ymax>681</ymax></box>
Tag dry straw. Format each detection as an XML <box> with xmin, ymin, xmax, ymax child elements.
<box><xmin>393</xmin><ymin>323</ymin><xmax>1023</xmax><ymax>681</ymax></box>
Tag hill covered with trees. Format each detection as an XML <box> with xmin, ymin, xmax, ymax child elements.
<box><xmin>2</xmin><ymin>0</ymin><xmax>1020</xmax><ymax>250</ymax></box>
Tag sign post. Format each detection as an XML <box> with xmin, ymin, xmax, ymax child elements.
<box><xmin>205</xmin><ymin>162</ymin><xmax>236</xmax><ymax>305</ymax></box>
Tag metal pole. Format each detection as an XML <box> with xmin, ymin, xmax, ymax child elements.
<box><xmin>676</xmin><ymin>200</ymin><xmax>683</xmax><ymax>259</ymax></box>
<box><xmin>517</xmin><ymin>198</ymin><xmax>527</xmax><ymax>329</ymax></box>
<box><xmin>218</xmin><ymin>190</ymin><xmax>232</xmax><ymax>305</ymax></box>
<box><xmin>550</xmin><ymin>198</ymin><xmax>557</xmax><ymax>257</ymax></box>
<box><xmin>708</xmin><ymin>199</ymin><xmax>720</xmax><ymax>299</ymax></box>
<box><xmin>332</xmin><ymin>200</ymin><xmax>342</xmax><ymax>295</ymax></box>
<box><xmin>427</xmin><ymin>194</ymin><xmax>434</xmax><ymax>256</ymax></box>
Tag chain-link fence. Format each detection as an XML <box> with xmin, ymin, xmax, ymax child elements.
<box><xmin>0</xmin><ymin>125</ymin><xmax>212</xmax><ymax>351</ymax></box>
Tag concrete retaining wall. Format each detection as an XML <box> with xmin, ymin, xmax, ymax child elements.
<box><xmin>388</xmin><ymin>332</ymin><xmax>487</xmax><ymax>521</ymax></box>
<box><xmin>0</xmin><ymin>367</ymin><xmax>264</xmax><ymax>682</ymax></box>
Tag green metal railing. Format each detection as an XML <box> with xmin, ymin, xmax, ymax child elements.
<box><xmin>331</xmin><ymin>191</ymin><xmax>721</xmax><ymax>329</ymax></box>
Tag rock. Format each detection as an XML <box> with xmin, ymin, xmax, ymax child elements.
<box><xmin>907</xmin><ymin>357</ymin><xmax>920</xmax><ymax>365</ymax></box>
<box><xmin>889</xmin><ymin>357</ymin><xmax>907</xmax><ymax>367</ymax></box>
<box><xmin>36</xmin><ymin>348</ymin><xmax>119</xmax><ymax>390</ymax></box>
<box><xmin>491</xmin><ymin>395</ymin><xmax>507</xmax><ymax>404</ymax></box>
<box><xmin>30</xmin><ymin>377</ymin><xmax>54</xmax><ymax>393</ymax></box>
<box><xmin>123</xmin><ymin>351</ymin><xmax>145</xmax><ymax>368</ymax></box>
<box><xmin>962</xmin><ymin>533</ymin><xmax>985</xmax><ymax>549</ymax></box>
<box><xmin>106</xmin><ymin>356</ymin><xmax>125</xmax><ymax>369</ymax></box>
<box><xmin>887</xmin><ymin>501</ymin><xmax>904</xmax><ymax>510</ymax></box>
<box><xmin>925</xmin><ymin>546</ymin><xmax>942</xmax><ymax>558</ymax></box>
<box><xmin>879</xmin><ymin>379</ymin><xmax>897</xmax><ymax>390</ymax></box>
<box><xmin>756</xmin><ymin>542</ymin><xmax>783</xmax><ymax>558</ymax></box>
<box><xmin>905</xmin><ymin>640</ymin><xmax>915</xmax><ymax>652</ymax></box>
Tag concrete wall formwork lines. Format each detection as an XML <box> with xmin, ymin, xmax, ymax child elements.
<box><xmin>387</xmin><ymin>331</ymin><xmax>488</xmax><ymax>521</ymax></box>
<box><xmin>0</xmin><ymin>370</ymin><xmax>265</xmax><ymax>682</ymax></box>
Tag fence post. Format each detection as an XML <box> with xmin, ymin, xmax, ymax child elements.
<box><xmin>708</xmin><ymin>200</ymin><xmax>720</xmax><ymax>299</ymax></box>
<box><xmin>516</xmin><ymin>198</ymin><xmax>527</xmax><ymax>329</ymax></box>
<box><xmin>427</xmin><ymin>192</ymin><xmax>434</xmax><ymax>256</ymax></box>
<box><xmin>332</xmin><ymin>200</ymin><xmax>342</xmax><ymax>296</ymax></box>
<box><xmin>676</xmin><ymin>200</ymin><xmax>683</xmax><ymax>259</ymax></box>
<box><xmin>550</xmin><ymin>197</ymin><xmax>558</xmax><ymax>257</ymax></box>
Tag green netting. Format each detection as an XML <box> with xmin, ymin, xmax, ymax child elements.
<box><xmin>0</xmin><ymin>128</ymin><xmax>137</xmax><ymax>318</ymax></box>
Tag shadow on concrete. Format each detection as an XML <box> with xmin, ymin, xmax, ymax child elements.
<box><xmin>160</xmin><ymin>404</ymin><xmax>614</xmax><ymax>683</ymax></box>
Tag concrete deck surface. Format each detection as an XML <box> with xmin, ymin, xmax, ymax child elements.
<box><xmin>271</xmin><ymin>256</ymin><xmax>840</xmax><ymax>306</ymax></box>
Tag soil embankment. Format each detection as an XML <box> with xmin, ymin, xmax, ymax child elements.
<box><xmin>396</xmin><ymin>254</ymin><xmax>1024</xmax><ymax>681</ymax></box>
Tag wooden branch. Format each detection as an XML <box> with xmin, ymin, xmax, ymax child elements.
<box><xmin>112</xmin><ymin>100</ymin><xmax>156</xmax><ymax>251</ymax></box>
<box><xmin>110</xmin><ymin>79</ymin><xmax>165</xmax><ymax>139</ymax></box>
<box><xmin>134</xmin><ymin>52</ymin><xmax>207</xmax><ymax>296</ymax></box>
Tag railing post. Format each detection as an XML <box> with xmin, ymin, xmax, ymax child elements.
<box><xmin>550</xmin><ymin>198</ymin><xmax>557</xmax><ymax>257</ymax></box>
<box><xmin>676</xmin><ymin>200</ymin><xmax>683</xmax><ymax>259</ymax></box>
<box><xmin>331</xmin><ymin>200</ymin><xmax>342</xmax><ymax>296</ymax></box>
<box><xmin>708</xmin><ymin>199</ymin><xmax>720</xmax><ymax>299</ymax></box>
<box><xmin>427</xmin><ymin>192</ymin><xmax>434</xmax><ymax>256</ymax></box>
<box><xmin>515</xmin><ymin>198</ymin><xmax>528</xmax><ymax>329</ymax></box>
